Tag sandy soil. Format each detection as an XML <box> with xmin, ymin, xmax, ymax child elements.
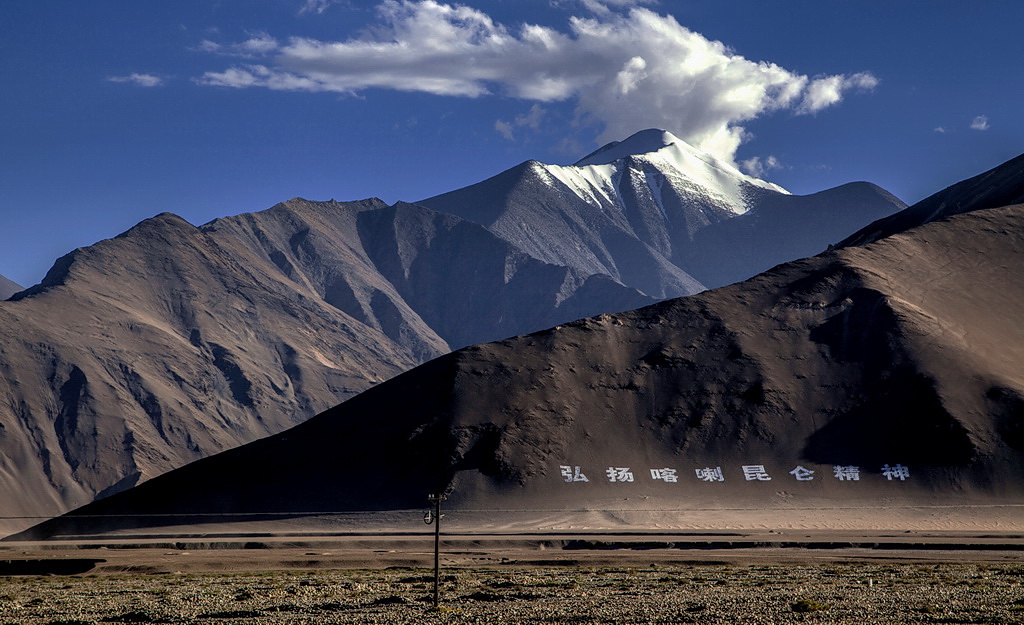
<box><xmin>2</xmin><ymin>520</ymin><xmax>1022</xmax><ymax>624</ymax></box>
<box><xmin>3</xmin><ymin>526</ymin><xmax>1023</xmax><ymax>574</ymax></box>
<box><xmin>0</xmin><ymin>549</ymin><xmax>1022</xmax><ymax>624</ymax></box>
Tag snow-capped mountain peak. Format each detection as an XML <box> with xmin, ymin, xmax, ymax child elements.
<box><xmin>536</xmin><ymin>128</ymin><xmax>788</xmax><ymax>218</ymax></box>
<box><xmin>574</xmin><ymin>129</ymin><xmax>681</xmax><ymax>166</ymax></box>
<box><xmin>576</xmin><ymin>128</ymin><xmax>788</xmax><ymax>196</ymax></box>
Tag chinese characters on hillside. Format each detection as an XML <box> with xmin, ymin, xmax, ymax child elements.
<box><xmin>606</xmin><ymin>467</ymin><xmax>635</xmax><ymax>482</ymax></box>
<box><xmin>558</xmin><ymin>463</ymin><xmax>911</xmax><ymax>484</ymax></box>
<box><xmin>560</xmin><ymin>465</ymin><xmax>590</xmax><ymax>482</ymax></box>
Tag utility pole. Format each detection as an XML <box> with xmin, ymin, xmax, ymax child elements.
<box><xmin>424</xmin><ymin>492</ymin><xmax>447</xmax><ymax>608</ymax></box>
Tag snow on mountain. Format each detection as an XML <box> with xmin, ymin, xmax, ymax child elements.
<box><xmin>0</xmin><ymin>129</ymin><xmax>909</xmax><ymax>532</ymax></box>
<box><xmin>20</xmin><ymin>185</ymin><xmax>1024</xmax><ymax>540</ymax></box>
<box><xmin>559</xmin><ymin>129</ymin><xmax>789</xmax><ymax>215</ymax></box>
<box><xmin>420</xmin><ymin>128</ymin><xmax>903</xmax><ymax>296</ymax></box>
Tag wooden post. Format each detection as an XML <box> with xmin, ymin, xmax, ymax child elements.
<box><xmin>426</xmin><ymin>492</ymin><xmax>446</xmax><ymax>608</ymax></box>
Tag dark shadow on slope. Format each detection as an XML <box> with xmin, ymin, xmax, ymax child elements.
<box><xmin>804</xmin><ymin>371</ymin><xmax>976</xmax><ymax>467</ymax></box>
<box><xmin>838</xmin><ymin>153</ymin><xmax>1024</xmax><ymax>247</ymax></box>
<box><xmin>5</xmin><ymin>354</ymin><xmax>468</xmax><ymax>540</ymax></box>
<box><xmin>988</xmin><ymin>386</ymin><xmax>1024</xmax><ymax>451</ymax></box>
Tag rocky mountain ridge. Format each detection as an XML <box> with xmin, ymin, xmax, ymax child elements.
<box><xmin>13</xmin><ymin>151</ymin><xmax>1022</xmax><ymax>539</ymax></box>
<box><xmin>838</xmin><ymin>152</ymin><xmax>1024</xmax><ymax>247</ymax></box>
<box><xmin>420</xmin><ymin>130</ymin><xmax>904</xmax><ymax>292</ymax></box>
<box><xmin>0</xmin><ymin>131</ymin><xmax>905</xmax><ymax>531</ymax></box>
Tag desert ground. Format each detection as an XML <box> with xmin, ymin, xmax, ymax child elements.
<box><xmin>1</xmin><ymin>523</ymin><xmax>1022</xmax><ymax>625</ymax></box>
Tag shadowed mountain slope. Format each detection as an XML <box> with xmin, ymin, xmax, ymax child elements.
<box><xmin>201</xmin><ymin>197</ymin><xmax>660</xmax><ymax>353</ymax></box>
<box><xmin>420</xmin><ymin>130</ymin><xmax>905</xmax><ymax>293</ymax></box>
<box><xmin>0</xmin><ymin>208</ymin><xmax>424</xmax><ymax>523</ymax></box>
<box><xmin>0</xmin><ymin>274</ymin><xmax>21</xmax><ymax>300</ymax></box>
<box><xmin>15</xmin><ymin>189</ymin><xmax>1021</xmax><ymax>538</ymax></box>
<box><xmin>348</xmin><ymin>201</ymin><xmax>656</xmax><ymax>350</ymax></box>
<box><xmin>0</xmin><ymin>198</ymin><xmax>663</xmax><ymax>530</ymax></box>
<box><xmin>0</xmin><ymin>133</ymin><xmax>906</xmax><ymax>532</ymax></box>
<box><xmin>838</xmin><ymin>152</ymin><xmax>1024</xmax><ymax>247</ymax></box>
<box><xmin>683</xmin><ymin>182</ymin><xmax>905</xmax><ymax>288</ymax></box>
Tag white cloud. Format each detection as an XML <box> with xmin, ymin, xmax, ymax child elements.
<box><xmin>199</xmin><ymin>33</ymin><xmax>279</xmax><ymax>57</ymax></box>
<box><xmin>740</xmin><ymin>155</ymin><xmax>783</xmax><ymax>179</ymax></box>
<box><xmin>495</xmin><ymin>103</ymin><xmax>547</xmax><ymax>141</ymax></box>
<box><xmin>934</xmin><ymin>126</ymin><xmax>947</xmax><ymax>134</ymax></box>
<box><xmin>797</xmin><ymin>72</ymin><xmax>878</xmax><ymax>115</ymax></box>
<box><xmin>495</xmin><ymin>119</ymin><xmax>515</xmax><ymax>141</ymax></box>
<box><xmin>970</xmin><ymin>115</ymin><xmax>990</xmax><ymax>131</ymax></box>
<box><xmin>517</xmin><ymin>103</ymin><xmax>545</xmax><ymax>129</ymax></box>
<box><xmin>577</xmin><ymin>0</ymin><xmax>658</xmax><ymax>17</ymax></box>
<box><xmin>196</xmin><ymin>1</ymin><xmax>877</xmax><ymax>165</ymax></box>
<box><xmin>107</xmin><ymin>73</ymin><xmax>163</xmax><ymax>87</ymax></box>
<box><xmin>197</xmin><ymin>65</ymin><xmax>321</xmax><ymax>91</ymax></box>
<box><xmin>300</xmin><ymin>0</ymin><xmax>333</xmax><ymax>14</ymax></box>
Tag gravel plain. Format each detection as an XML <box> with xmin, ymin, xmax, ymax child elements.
<box><xmin>0</xmin><ymin>561</ymin><xmax>1022</xmax><ymax>625</ymax></box>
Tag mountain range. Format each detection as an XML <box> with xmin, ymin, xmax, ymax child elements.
<box><xmin>419</xmin><ymin>129</ymin><xmax>904</xmax><ymax>293</ymax></box>
<box><xmin>12</xmin><ymin>147</ymin><xmax>1022</xmax><ymax>540</ymax></box>
<box><xmin>0</xmin><ymin>130</ymin><xmax>905</xmax><ymax>532</ymax></box>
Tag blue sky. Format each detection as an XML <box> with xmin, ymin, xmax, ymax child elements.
<box><xmin>1</xmin><ymin>0</ymin><xmax>1021</xmax><ymax>287</ymax></box>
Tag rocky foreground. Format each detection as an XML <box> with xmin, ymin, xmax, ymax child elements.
<box><xmin>0</xmin><ymin>562</ymin><xmax>1021</xmax><ymax>624</ymax></box>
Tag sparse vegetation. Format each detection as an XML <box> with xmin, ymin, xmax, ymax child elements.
<box><xmin>0</xmin><ymin>563</ymin><xmax>1018</xmax><ymax>624</ymax></box>
<box><xmin>790</xmin><ymin>598</ymin><xmax>829</xmax><ymax>613</ymax></box>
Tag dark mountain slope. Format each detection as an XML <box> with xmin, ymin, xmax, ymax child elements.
<box><xmin>197</xmin><ymin>198</ymin><xmax>448</xmax><ymax>362</ymax></box>
<box><xmin>684</xmin><ymin>182</ymin><xmax>905</xmax><ymax>287</ymax></box>
<box><xmin>0</xmin><ymin>209</ymin><xmax>424</xmax><ymax>527</ymax></box>
<box><xmin>17</xmin><ymin>197</ymin><xmax>1020</xmax><ymax>538</ymax></box>
<box><xmin>0</xmin><ymin>274</ymin><xmax>21</xmax><ymax>300</ymax></box>
<box><xmin>0</xmin><ymin>133</ymin><xmax>908</xmax><ymax>533</ymax></box>
<box><xmin>353</xmin><ymin>201</ymin><xmax>656</xmax><ymax>349</ymax></box>
<box><xmin>203</xmin><ymin>197</ymin><xmax>658</xmax><ymax>352</ymax></box>
<box><xmin>419</xmin><ymin>160</ymin><xmax>706</xmax><ymax>299</ymax></box>
<box><xmin>838</xmin><ymin>152</ymin><xmax>1024</xmax><ymax>247</ymax></box>
<box><xmin>0</xmin><ymin>197</ymin><xmax>661</xmax><ymax>532</ymax></box>
<box><xmin>420</xmin><ymin>130</ymin><xmax>904</xmax><ymax>294</ymax></box>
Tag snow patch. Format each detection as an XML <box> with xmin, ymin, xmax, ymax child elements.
<box><xmin>539</xmin><ymin>129</ymin><xmax>788</xmax><ymax>216</ymax></box>
<box><xmin>643</xmin><ymin>170</ymin><xmax>668</xmax><ymax>222</ymax></box>
<box><xmin>575</xmin><ymin>129</ymin><xmax>677</xmax><ymax>166</ymax></box>
<box><xmin>539</xmin><ymin>161</ymin><xmax>620</xmax><ymax>209</ymax></box>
